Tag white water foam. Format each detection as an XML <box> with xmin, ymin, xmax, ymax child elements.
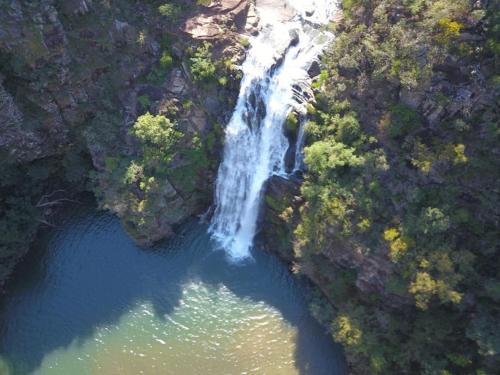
<box><xmin>209</xmin><ymin>0</ymin><xmax>336</xmax><ymax>260</ymax></box>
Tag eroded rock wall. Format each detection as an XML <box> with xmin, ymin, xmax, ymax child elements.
<box><xmin>0</xmin><ymin>0</ymin><xmax>253</xmax><ymax>282</ymax></box>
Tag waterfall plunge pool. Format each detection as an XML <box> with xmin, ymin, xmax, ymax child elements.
<box><xmin>0</xmin><ymin>207</ymin><xmax>345</xmax><ymax>375</ymax></box>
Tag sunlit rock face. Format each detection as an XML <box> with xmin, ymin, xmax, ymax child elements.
<box><xmin>183</xmin><ymin>0</ymin><xmax>251</xmax><ymax>40</ymax></box>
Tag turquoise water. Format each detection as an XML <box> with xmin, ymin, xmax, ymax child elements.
<box><xmin>0</xmin><ymin>209</ymin><xmax>345</xmax><ymax>374</ymax></box>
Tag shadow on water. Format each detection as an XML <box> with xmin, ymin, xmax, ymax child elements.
<box><xmin>0</xmin><ymin>207</ymin><xmax>345</xmax><ymax>375</ymax></box>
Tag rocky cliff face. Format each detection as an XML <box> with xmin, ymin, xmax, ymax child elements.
<box><xmin>0</xmin><ymin>0</ymin><xmax>254</xmax><ymax>282</ymax></box>
<box><xmin>262</xmin><ymin>0</ymin><xmax>498</xmax><ymax>308</ymax></box>
<box><xmin>258</xmin><ymin>175</ymin><xmax>301</xmax><ymax>262</ymax></box>
<box><xmin>261</xmin><ymin>1</ymin><xmax>500</xmax><ymax>373</ymax></box>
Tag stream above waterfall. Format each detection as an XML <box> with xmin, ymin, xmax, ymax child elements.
<box><xmin>0</xmin><ymin>208</ymin><xmax>345</xmax><ymax>374</ymax></box>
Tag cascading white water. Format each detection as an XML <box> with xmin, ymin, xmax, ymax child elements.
<box><xmin>209</xmin><ymin>0</ymin><xmax>336</xmax><ymax>260</ymax></box>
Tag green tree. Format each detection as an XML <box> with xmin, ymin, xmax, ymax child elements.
<box><xmin>130</xmin><ymin>112</ymin><xmax>182</xmax><ymax>163</ymax></box>
<box><xmin>190</xmin><ymin>42</ymin><xmax>217</xmax><ymax>82</ymax></box>
<box><xmin>304</xmin><ymin>138</ymin><xmax>364</xmax><ymax>180</ymax></box>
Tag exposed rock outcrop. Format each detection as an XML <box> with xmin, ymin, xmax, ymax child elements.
<box><xmin>184</xmin><ymin>0</ymin><xmax>251</xmax><ymax>40</ymax></box>
<box><xmin>258</xmin><ymin>175</ymin><xmax>301</xmax><ymax>262</ymax></box>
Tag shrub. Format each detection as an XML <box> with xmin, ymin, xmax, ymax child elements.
<box><xmin>286</xmin><ymin>112</ymin><xmax>299</xmax><ymax>134</ymax></box>
<box><xmin>436</xmin><ymin>18</ymin><xmax>463</xmax><ymax>44</ymax></box>
<box><xmin>409</xmin><ymin>272</ymin><xmax>438</xmax><ymax>309</ymax></box>
<box><xmin>158</xmin><ymin>3</ymin><xmax>180</xmax><ymax>19</ymax></box>
<box><xmin>332</xmin><ymin>112</ymin><xmax>363</xmax><ymax>146</ymax></box>
<box><xmin>451</xmin><ymin>144</ymin><xmax>468</xmax><ymax>164</ymax></box>
<box><xmin>218</xmin><ymin>76</ymin><xmax>228</xmax><ymax>86</ymax></box>
<box><xmin>182</xmin><ymin>99</ymin><xmax>193</xmax><ymax>110</ymax></box>
<box><xmin>418</xmin><ymin>207</ymin><xmax>450</xmax><ymax>235</ymax></box>
<box><xmin>169</xmin><ymin>135</ymin><xmax>209</xmax><ymax>192</ymax></box>
<box><xmin>304</xmin><ymin>138</ymin><xmax>364</xmax><ymax>180</ymax></box>
<box><xmin>190</xmin><ymin>42</ymin><xmax>217</xmax><ymax>82</ymax></box>
<box><xmin>383</xmin><ymin>227</ymin><xmax>399</xmax><ymax>242</ymax></box>
<box><xmin>146</xmin><ymin>67</ymin><xmax>168</xmax><ymax>84</ymax></box>
<box><xmin>332</xmin><ymin>314</ymin><xmax>363</xmax><ymax>347</ymax></box>
<box><xmin>383</xmin><ymin>227</ymin><xmax>410</xmax><ymax>262</ymax></box>
<box><xmin>411</xmin><ymin>140</ymin><xmax>435</xmax><ymax>174</ymax></box>
<box><xmin>160</xmin><ymin>51</ymin><xmax>174</xmax><ymax>70</ymax></box>
<box><xmin>240</xmin><ymin>37</ymin><xmax>250</xmax><ymax>48</ymax></box>
<box><xmin>130</xmin><ymin>112</ymin><xmax>182</xmax><ymax>163</ymax></box>
<box><xmin>123</xmin><ymin>161</ymin><xmax>144</xmax><ymax>184</ymax></box>
<box><xmin>137</xmin><ymin>94</ymin><xmax>151</xmax><ymax>109</ymax></box>
<box><xmin>387</xmin><ymin>104</ymin><xmax>421</xmax><ymax>139</ymax></box>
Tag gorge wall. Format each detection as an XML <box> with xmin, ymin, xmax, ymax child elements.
<box><xmin>0</xmin><ymin>0</ymin><xmax>256</xmax><ymax>284</ymax></box>
<box><xmin>260</xmin><ymin>0</ymin><xmax>500</xmax><ymax>374</ymax></box>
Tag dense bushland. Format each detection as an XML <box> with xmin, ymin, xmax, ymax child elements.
<box><xmin>294</xmin><ymin>0</ymin><xmax>500</xmax><ymax>373</ymax></box>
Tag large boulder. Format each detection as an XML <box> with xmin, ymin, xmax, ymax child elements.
<box><xmin>184</xmin><ymin>0</ymin><xmax>251</xmax><ymax>40</ymax></box>
<box><xmin>257</xmin><ymin>175</ymin><xmax>301</xmax><ymax>262</ymax></box>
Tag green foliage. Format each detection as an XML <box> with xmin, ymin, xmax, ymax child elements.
<box><xmin>144</xmin><ymin>49</ymin><xmax>175</xmax><ymax>85</ymax></box>
<box><xmin>385</xmin><ymin>104</ymin><xmax>421</xmax><ymax>139</ymax></box>
<box><xmin>0</xmin><ymin>0</ymin><xmax>198</xmax><ymax>284</ymax></box>
<box><xmin>265</xmin><ymin>194</ymin><xmax>288</xmax><ymax>213</ymax></box>
<box><xmin>312</xmin><ymin>70</ymin><xmax>329</xmax><ymax>89</ymax></box>
<box><xmin>285</xmin><ymin>111</ymin><xmax>299</xmax><ymax>135</ymax></box>
<box><xmin>167</xmin><ymin>134</ymin><xmax>209</xmax><ymax>193</ymax></box>
<box><xmin>160</xmin><ymin>51</ymin><xmax>174</xmax><ymax>70</ymax></box>
<box><xmin>330</xmin><ymin>112</ymin><xmax>364</xmax><ymax>146</ymax></box>
<box><xmin>205</xmin><ymin>123</ymin><xmax>223</xmax><ymax>154</ymax></box>
<box><xmin>95</xmin><ymin>106</ymin><xmax>213</xmax><ymax>244</ymax></box>
<box><xmin>123</xmin><ymin>161</ymin><xmax>144</xmax><ymax>184</ymax></box>
<box><xmin>182</xmin><ymin>99</ymin><xmax>193</xmax><ymax>110</ymax></box>
<box><xmin>436</xmin><ymin>18</ymin><xmax>463</xmax><ymax>45</ymax></box>
<box><xmin>485</xmin><ymin>4</ymin><xmax>500</xmax><ymax>74</ymax></box>
<box><xmin>0</xmin><ymin>139</ymin><xmax>94</xmax><ymax>283</ymax></box>
<box><xmin>137</xmin><ymin>94</ymin><xmax>151</xmax><ymax>110</ymax></box>
<box><xmin>418</xmin><ymin>207</ymin><xmax>450</xmax><ymax>235</ymax></box>
<box><xmin>189</xmin><ymin>42</ymin><xmax>217</xmax><ymax>82</ymax></box>
<box><xmin>341</xmin><ymin>0</ymin><xmax>371</xmax><ymax>19</ymax></box>
<box><xmin>332</xmin><ymin>313</ymin><xmax>363</xmax><ymax>347</ymax></box>
<box><xmin>294</xmin><ymin>1</ymin><xmax>499</xmax><ymax>374</ymax></box>
<box><xmin>130</xmin><ymin>112</ymin><xmax>182</xmax><ymax>164</ymax></box>
<box><xmin>218</xmin><ymin>76</ymin><xmax>228</xmax><ymax>86</ymax></box>
<box><xmin>305</xmin><ymin>138</ymin><xmax>364</xmax><ymax>179</ymax></box>
<box><xmin>146</xmin><ymin>66</ymin><xmax>168</xmax><ymax>84</ymax></box>
<box><xmin>383</xmin><ymin>227</ymin><xmax>410</xmax><ymax>262</ymax></box>
<box><xmin>409</xmin><ymin>272</ymin><xmax>439</xmax><ymax>309</ymax></box>
<box><xmin>240</xmin><ymin>36</ymin><xmax>250</xmax><ymax>48</ymax></box>
<box><xmin>158</xmin><ymin>3</ymin><xmax>181</xmax><ymax>20</ymax></box>
<box><xmin>466</xmin><ymin>309</ymin><xmax>500</xmax><ymax>357</ymax></box>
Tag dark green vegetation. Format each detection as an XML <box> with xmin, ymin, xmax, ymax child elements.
<box><xmin>0</xmin><ymin>0</ymin><xmax>239</xmax><ymax>285</ymax></box>
<box><xmin>289</xmin><ymin>0</ymin><xmax>500</xmax><ymax>373</ymax></box>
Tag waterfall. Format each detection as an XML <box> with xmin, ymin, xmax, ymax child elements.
<box><xmin>209</xmin><ymin>0</ymin><xmax>336</xmax><ymax>260</ymax></box>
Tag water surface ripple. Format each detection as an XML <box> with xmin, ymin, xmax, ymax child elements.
<box><xmin>0</xmin><ymin>209</ymin><xmax>345</xmax><ymax>375</ymax></box>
